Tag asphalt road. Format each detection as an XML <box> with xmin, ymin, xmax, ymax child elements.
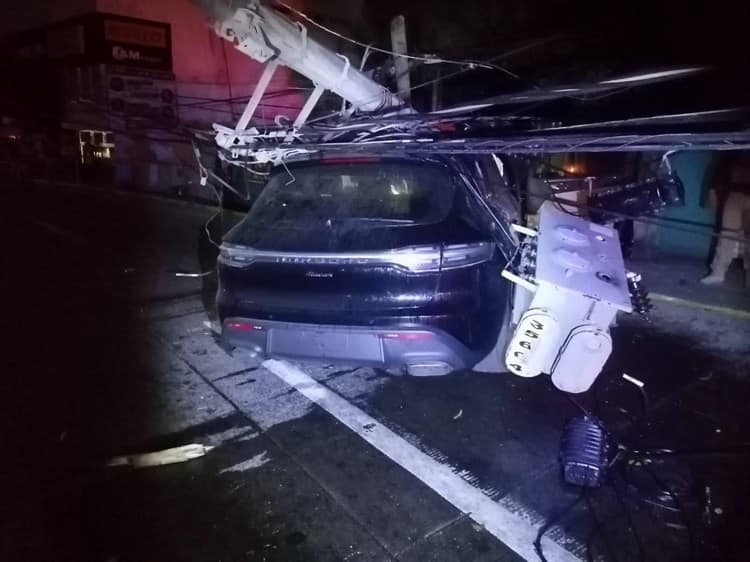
<box><xmin>2</xmin><ymin>181</ymin><xmax>749</xmax><ymax>562</ymax></box>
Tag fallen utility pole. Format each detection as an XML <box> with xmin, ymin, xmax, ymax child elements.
<box><xmin>190</xmin><ymin>0</ymin><xmax>688</xmax><ymax>395</ymax></box>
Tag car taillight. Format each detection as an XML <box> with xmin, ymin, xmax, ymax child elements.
<box><xmin>219</xmin><ymin>245</ymin><xmax>256</xmax><ymax>267</ymax></box>
<box><xmin>399</xmin><ymin>242</ymin><xmax>494</xmax><ymax>272</ymax></box>
<box><xmin>218</xmin><ymin>241</ymin><xmax>493</xmax><ymax>273</ymax></box>
<box><xmin>441</xmin><ymin>242</ymin><xmax>494</xmax><ymax>269</ymax></box>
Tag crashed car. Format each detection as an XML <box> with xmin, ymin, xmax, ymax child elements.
<box><xmin>198</xmin><ymin>0</ymin><xmax>735</xmax><ymax>395</ymax></box>
<box><xmin>217</xmin><ymin>154</ymin><xmax>514</xmax><ymax>375</ymax></box>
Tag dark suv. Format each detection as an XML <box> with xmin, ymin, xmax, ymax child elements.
<box><xmin>217</xmin><ymin>155</ymin><xmax>511</xmax><ymax>375</ymax></box>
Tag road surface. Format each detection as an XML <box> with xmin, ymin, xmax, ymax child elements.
<box><xmin>2</xmin><ymin>181</ymin><xmax>749</xmax><ymax>562</ymax></box>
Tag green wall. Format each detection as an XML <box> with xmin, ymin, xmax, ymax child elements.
<box><xmin>655</xmin><ymin>151</ymin><xmax>716</xmax><ymax>259</ymax></box>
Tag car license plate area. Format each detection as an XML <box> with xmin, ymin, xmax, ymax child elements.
<box><xmin>268</xmin><ymin>328</ymin><xmax>384</xmax><ymax>362</ymax></box>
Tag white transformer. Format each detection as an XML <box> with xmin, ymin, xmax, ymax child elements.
<box><xmin>503</xmin><ymin>202</ymin><xmax>633</xmax><ymax>393</ymax></box>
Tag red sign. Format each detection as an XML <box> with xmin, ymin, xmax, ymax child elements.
<box><xmin>104</xmin><ymin>20</ymin><xmax>167</xmax><ymax>49</ymax></box>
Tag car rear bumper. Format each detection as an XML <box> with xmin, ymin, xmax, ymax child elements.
<box><xmin>221</xmin><ymin>317</ymin><xmax>477</xmax><ymax>374</ymax></box>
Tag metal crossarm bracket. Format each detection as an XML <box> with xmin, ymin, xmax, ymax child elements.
<box><xmin>236</xmin><ymin>60</ymin><xmax>280</xmax><ymax>132</ymax></box>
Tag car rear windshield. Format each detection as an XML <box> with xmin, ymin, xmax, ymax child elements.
<box><xmin>245</xmin><ymin>162</ymin><xmax>455</xmax><ymax>227</ymax></box>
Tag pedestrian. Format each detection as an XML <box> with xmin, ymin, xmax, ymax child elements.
<box><xmin>701</xmin><ymin>151</ymin><xmax>750</xmax><ymax>287</ymax></box>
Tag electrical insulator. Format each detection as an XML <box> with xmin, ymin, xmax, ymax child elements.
<box><xmin>627</xmin><ymin>271</ymin><xmax>652</xmax><ymax>317</ymax></box>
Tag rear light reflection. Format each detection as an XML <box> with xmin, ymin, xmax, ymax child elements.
<box><xmin>378</xmin><ymin>332</ymin><xmax>434</xmax><ymax>341</ymax></box>
<box><xmin>226</xmin><ymin>321</ymin><xmax>265</xmax><ymax>331</ymax></box>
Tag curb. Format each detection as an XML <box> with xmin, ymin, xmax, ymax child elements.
<box><xmin>650</xmin><ymin>292</ymin><xmax>750</xmax><ymax>320</ymax></box>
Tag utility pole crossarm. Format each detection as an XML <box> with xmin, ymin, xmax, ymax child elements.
<box><xmin>202</xmin><ymin>0</ymin><xmax>403</xmax><ymax>129</ymax></box>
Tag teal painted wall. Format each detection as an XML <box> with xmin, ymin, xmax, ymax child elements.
<box><xmin>655</xmin><ymin>151</ymin><xmax>716</xmax><ymax>259</ymax></box>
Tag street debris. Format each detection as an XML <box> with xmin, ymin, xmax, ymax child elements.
<box><xmin>106</xmin><ymin>443</ymin><xmax>214</xmax><ymax>468</ymax></box>
<box><xmin>622</xmin><ymin>373</ymin><xmax>645</xmax><ymax>388</ymax></box>
<box><xmin>453</xmin><ymin>409</ymin><xmax>463</xmax><ymax>420</ymax></box>
<box><xmin>173</xmin><ymin>270</ymin><xmax>214</xmax><ymax>278</ymax></box>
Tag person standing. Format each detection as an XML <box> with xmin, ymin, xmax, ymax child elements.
<box><xmin>701</xmin><ymin>151</ymin><xmax>750</xmax><ymax>286</ymax></box>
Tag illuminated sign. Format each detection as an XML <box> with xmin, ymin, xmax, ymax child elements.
<box><xmin>107</xmin><ymin>68</ymin><xmax>178</xmax><ymax>126</ymax></box>
<box><xmin>2</xmin><ymin>13</ymin><xmax>173</xmax><ymax>71</ymax></box>
<box><xmin>111</xmin><ymin>45</ymin><xmax>163</xmax><ymax>65</ymax></box>
<box><xmin>104</xmin><ymin>20</ymin><xmax>168</xmax><ymax>48</ymax></box>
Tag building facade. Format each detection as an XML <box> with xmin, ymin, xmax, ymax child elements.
<box><xmin>0</xmin><ymin>0</ymin><xmax>304</xmax><ymax>194</ymax></box>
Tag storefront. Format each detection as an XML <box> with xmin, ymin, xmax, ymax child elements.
<box><xmin>1</xmin><ymin>12</ymin><xmax>178</xmax><ymax>187</ymax></box>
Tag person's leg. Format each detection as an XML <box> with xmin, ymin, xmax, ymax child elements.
<box><xmin>740</xmin><ymin>194</ymin><xmax>750</xmax><ymax>288</ymax></box>
<box><xmin>702</xmin><ymin>191</ymin><xmax>744</xmax><ymax>284</ymax></box>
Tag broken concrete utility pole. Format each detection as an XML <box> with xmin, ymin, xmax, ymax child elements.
<box><xmin>390</xmin><ymin>14</ymin><xmax>411</xmax><ymax>103</ymax></box>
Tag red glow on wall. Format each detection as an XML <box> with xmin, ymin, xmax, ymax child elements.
<box><xmin>97</xmin><ymin>0</ymin><xmax>306</xmax><ymax>124</ymax></box>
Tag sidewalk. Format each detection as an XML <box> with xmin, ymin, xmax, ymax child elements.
<box><xmin>623</xmin><ymin>252</ymin><xmax>749</xmax><ymax>361</ymax></box>
<box><xmin>627</xmin><ymin>253</ymin><xmax>749</xmax><ymax>313</ymax></box>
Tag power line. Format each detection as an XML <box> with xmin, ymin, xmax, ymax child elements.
<box><xmin>5</xmin><ymin>95</ymin><xmax>747</xmax><ymax>247</ymax></box>
<box><xmin>539</xmin><ymin>188</ymin><xmax>750</xmax><ymax>245</ymax></box>
<box><xmin>533</xmin><ymin>491</ymin><xmax>586</xmax><ymax>562</ymax></box>
<box><xmin>304</xmin><ymin>36</ymin><xmax>562</xmax><ymax>124</ymax></box>
<box><xmin>178</xmin><ymin>100</ymin><xmax>303</xmax><ymax>112</ymax></box>
<box><xmin>274</xmin><ymin>0</ymin><xmax>520</xmax><ymax>78</ymax></box>
<box><xmin>176</xmin><ymin>87</ymin><xmax>313</xmax><ymax>106</ymax></box>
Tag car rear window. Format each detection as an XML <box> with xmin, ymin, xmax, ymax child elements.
<box><xmin>245</xmin><ymin>162</ymin><xmax>455</xmax><ymax>227</ymax></box>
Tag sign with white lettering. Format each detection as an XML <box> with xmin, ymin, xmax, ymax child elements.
<box><xmin>107</xmin><ymin>67</ymin><xmax>178</xmax><ymax>127</ymax></box>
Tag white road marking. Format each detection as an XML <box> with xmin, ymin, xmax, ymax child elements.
<box><xmin>220</xmin><ymin>451</ymin><xmax>270</xmax><ymax>474</ymax></box>
<box><xmin>263</xmin><ymin>359</ymin><xmax>579</xmax><ymax>562</ymax></box>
